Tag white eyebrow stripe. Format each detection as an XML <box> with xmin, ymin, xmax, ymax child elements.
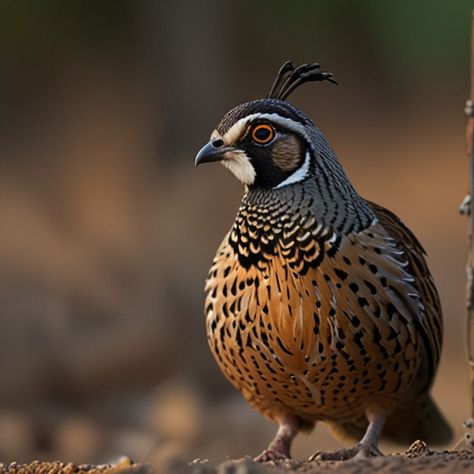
<box><xmin>210</xmin><ymin>130</ymin><xmax>222</xmax><ymax>140</ymax></box>
<box><xmin>221</xmin><ymin>119</ymin><xmax>247</xmax><ymax>144</ymax></box>
<box><xmin>222</xmin><ymin>113</ymin><xmax>311</xmax><ymax>145</ymax></box>
<box><xmin>274</xmin><ymin>150</ymin><xmax>311</xmax><ymax>189</ymax></box>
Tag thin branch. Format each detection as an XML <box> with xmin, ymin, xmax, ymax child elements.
<box><xmin>463</xmin><ymin>10</ymin><xmax>474</xmax><ymax>418</ymax></box>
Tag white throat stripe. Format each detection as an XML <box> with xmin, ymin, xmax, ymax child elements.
<box><xmin>221</xmin><ymin>151</ymin><xmax>256</xmax><ymax>185</ymax></box>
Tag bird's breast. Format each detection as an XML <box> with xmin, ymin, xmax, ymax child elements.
<box><xmin>204</xmin><ymin>217</ymin><xmax>425</xmax><ymax>422</ymax></box>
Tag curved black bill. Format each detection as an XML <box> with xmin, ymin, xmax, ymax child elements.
<box><xmin>195</xmin><ymin>141</ymin><xmax>231</xmax><ymax>166</ymax></box>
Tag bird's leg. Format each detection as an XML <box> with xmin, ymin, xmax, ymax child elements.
<box><xmin>354</xmin><ymin>410</ymin><xmax>385</xmax><ymax>458</ymax></box>
<box><xmin>310</xmin><ymin>410</ymin><xmax>386</xmax><ymax>461</ymax></box>
<box><xmin>255</xmin><ymin>414</ymin><xmax>300</xmax><ymax>462</ymax></box>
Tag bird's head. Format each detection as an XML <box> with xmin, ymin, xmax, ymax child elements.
<box><xmin>195</xmin><ymin>62</ymin><xmax>337</xmax><ymax>189</ymax></box>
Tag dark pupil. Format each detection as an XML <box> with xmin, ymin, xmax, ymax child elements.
<box><xmin>255</xmin><ymin>127</ymin><xmax>271</xmax><ymax>141</ymax></box>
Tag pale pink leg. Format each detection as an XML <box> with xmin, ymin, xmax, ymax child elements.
<box><xmin>311</xmin><ymin>409</ymin><xmax>386</xmax><ymax>461</ymax></box>
<box><xmin>255</xmin><ymin>414</ymin><xmax>300</xmax><ymax>462</ymax></box>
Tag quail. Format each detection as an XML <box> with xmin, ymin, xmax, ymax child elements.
<box><xmin>195</xmin><ymin>62</ymin><xmax>452</xmax><ymax>461</ymax></box>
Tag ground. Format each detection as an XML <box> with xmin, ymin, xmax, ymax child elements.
<box><xmin>2</xmin><ymin>443</ymin><xmax>474</xmax><ymax>474</ymax></box>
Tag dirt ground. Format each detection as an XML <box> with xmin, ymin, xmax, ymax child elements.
<box><xmin>2</xmin><ymin>443</ymin><xmax>474</xmax><ymax>474</ymax></box>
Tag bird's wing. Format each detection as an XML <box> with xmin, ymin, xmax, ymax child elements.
<box><xmin>367</xmin><ymin>201</ymin><xmax>443</xmax><ymax>391</ymax></box>
<box><xmin>263</xmin><ymin>216</ymin><xmax>427</xmax><ymax>383</ymax></box>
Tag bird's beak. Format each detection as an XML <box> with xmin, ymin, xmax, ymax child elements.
<box><xmin>195</xmin><ymin>141</ymin><xmax>233</xmax><ymax>166</ymax></box>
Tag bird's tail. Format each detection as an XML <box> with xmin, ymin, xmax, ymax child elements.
<box><xmin>328</xmin><ymin>393</ymin><xmax>452</xmax><ymax>446</ymax></box>
<box><xmin>383</xmin><ymin>393</ymin><xmax>453</xmax><ymax>445</ymax></box>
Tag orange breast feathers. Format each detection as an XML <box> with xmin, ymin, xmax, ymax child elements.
<box><xmin>204</xmin><ymin>216</ymin><xmax>439</xmax><ymax>398</ymax></box>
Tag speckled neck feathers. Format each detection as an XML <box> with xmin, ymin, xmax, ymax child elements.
<box><xmin>229</xmin><ymin>126</ymin><xmax>376</xmax><ymax>270</ymax></box>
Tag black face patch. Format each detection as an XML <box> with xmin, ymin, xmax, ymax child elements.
<box><xmin>214</xmin><ymin>98</ymin><xmax>315</xmax><ymax>188</ymax></box>
<box><xmin>240</xmin><ymin>127</ymin><xmax>307</xmax><ymax>188</ymax></box>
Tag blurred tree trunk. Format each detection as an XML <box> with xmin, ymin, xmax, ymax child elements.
<box><xmin>145</xmin><ymin>0</ymin><xmax>237</xmax><ymax>163</ymax></box>
<box><xmin>464</xmin><ymin>10</ymin><xmax>474</xmax><ymax>418</ymax></box>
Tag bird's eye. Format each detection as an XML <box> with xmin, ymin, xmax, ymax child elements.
<box><xmin>251</xmin><ymin>124</ymin><xmax>275</xmax><ymax>144</ymax></box>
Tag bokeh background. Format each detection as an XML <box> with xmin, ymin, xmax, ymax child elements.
<box><xmin>0</xmin><ymin>0</ymin><xmax>472</xmax><ymax>466</ymax></box>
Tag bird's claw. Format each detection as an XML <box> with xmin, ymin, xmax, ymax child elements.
<box><xmin>254</xmin><ymin>449</ymin><xmax>289</xmax><ymax>463</ymax></box>
<box><xmin>309</xmin><ymin>444</ymin><xmax>382</xmax><ymax>461</ymax></box>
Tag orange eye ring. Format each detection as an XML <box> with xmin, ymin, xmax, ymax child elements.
<box><xmin>251</xmin><ymin>123</ymin><xmax>275</xmax><ymax>144</ymax></box>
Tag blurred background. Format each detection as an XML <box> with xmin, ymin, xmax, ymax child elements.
<box><xmin>0</xmin><ymin>0</ymin><xmax>472</xmax><ymax>466</ymax></box>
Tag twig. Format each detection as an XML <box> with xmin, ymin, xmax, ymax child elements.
<box><xmin>462</xmin><ymin>10</ymin><xmax>474</xmax><ymax>419</ymax></box>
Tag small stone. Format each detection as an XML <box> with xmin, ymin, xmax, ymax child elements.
<box><xmin>217</xmin><ymin>458</ymin><xmax>264</xmax><ymax>474</ymax></box>
<box><xmin>405</xmin><ymin>439</ymin><xmax>432</xmax><ymax>457</ymax></box>
<box><xmin>189</xmin><ymin>459</ymin><xmax>209</xmax><ymax>465</ymax></box>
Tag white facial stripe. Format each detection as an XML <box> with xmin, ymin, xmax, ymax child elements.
<box><xmin>221</xmin><ymin>120</ymin><xmax>247</xmax><ymax>145</ymax></box>
<box><xmin>222</xmin><ymin>113</ymin><xmax>311</xmax><ymax>145</ymax></box>
<box><xmin>210</xmin><ymin>130</ymin><xmax>222</xmax><ymax>141</ymax></box>
<box><xmin>274</xmin><ymin>150</ymin><xmax>311</xmax><ymax>189</ymax></box>
<box><xmin>221</xmin><ymin>151</ymin><xmax>255</xmax><ymax>185</ymax></box>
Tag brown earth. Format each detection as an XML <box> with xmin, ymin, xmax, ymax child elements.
<box><xmin>3</xmin><ymin>444</ymin><xmax>474</xmax><ymax>474</ymax></box>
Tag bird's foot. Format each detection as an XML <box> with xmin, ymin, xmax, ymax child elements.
<box><xmin>254</xmin><ymin>448</ymin><xmax>289</xmax><ymax>463</ymax></box>
<box><xmin>309</xmin><ymin>443</ymin><xmax>382</xmax><ymax>461</ymax></box>
<box><xmin>255</xmin><ymin>414</ymin><xmax>298</xmax><ymax>463</ymax></box>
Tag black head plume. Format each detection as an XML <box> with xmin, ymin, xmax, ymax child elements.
<box><xmin>267</xmin><ymin>61</ymin><xmax>337</xmax><ymax>101</ymax></box>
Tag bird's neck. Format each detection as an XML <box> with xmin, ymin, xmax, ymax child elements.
<box><xmin>241</xmin><ymin>173</ymin><xmax>375</xmax><ymax>235</ymax></box>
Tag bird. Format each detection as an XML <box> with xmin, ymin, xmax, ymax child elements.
<box><xmin>195</xmin><ymin>61</ymin><xmax>452</xmax><ymax>461</ymax></box>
